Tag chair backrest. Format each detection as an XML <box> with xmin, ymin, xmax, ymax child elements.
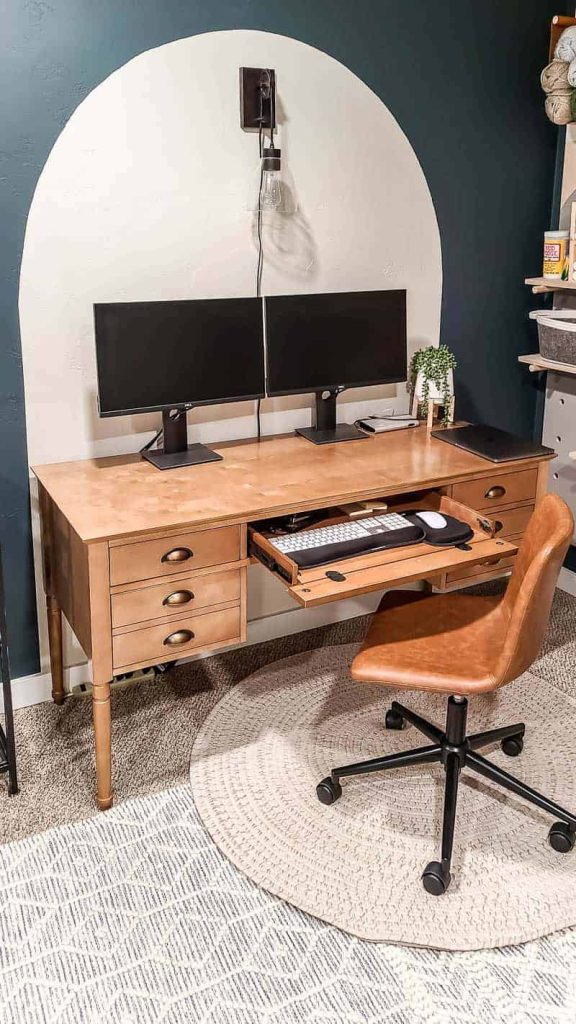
<box><xmin>495</xmin><ymin>492</ymin><xmax>573</xmax><ymax>686</ymax></box>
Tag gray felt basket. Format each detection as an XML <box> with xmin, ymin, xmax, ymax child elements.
<box><xmin>530</xmin><ymin>309</ymin><xmax>576</xmax><ymax>365</ymax></box>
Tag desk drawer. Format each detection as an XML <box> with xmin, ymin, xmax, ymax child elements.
<box><xmin>110</xmin><ymin>526</ymin><xmax>241</xmax><ymax>586</ymax></box>
<box><xmin>249</xmin><ymin>494</ymin><xmax>518</xmax><ymax>608</ymax></box>
<box><xmin>492</xmin><ymin>506</ymin><xmax>534</xmax><ymax>538</ymax></box>
<box><xmin>111</xmin><ymin>568</ymin><xmax>243</xmax><ymax>628</ymax></box>
<box><xmin>112</xmin><ymin>605</ymin><xmax>241</xmax><ymax>670</ymax></box>
<box><xmin>451</xmin><ymin>469</ymin><xmax>537</xmax><ymax>511</ymax></box>
<box><xmin>445</xmin><ymin>550</ymin><xmax>518</xmax><ymax>586</ymax></box>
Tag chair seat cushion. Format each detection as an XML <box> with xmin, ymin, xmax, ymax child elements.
<box><xmin>351</xmin><ymin>590</ymin><xmax>509</xmax><ymax>695</ymax></box>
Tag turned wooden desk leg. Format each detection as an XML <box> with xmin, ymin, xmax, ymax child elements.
<box><xmin>46</xmin><ymin>595</ymin><xmax>65</xmax><ymax>705</ymax></box>
<box><xmin>92</xmin><ymin>679</ymin><xmax>113</xmax><ymax>810</ymax></box>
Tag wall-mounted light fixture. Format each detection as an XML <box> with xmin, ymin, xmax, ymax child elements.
<box><xmin>240</xmin><ymin>66</ymin><xmax>288</xmax><ymax>214</ymax></box>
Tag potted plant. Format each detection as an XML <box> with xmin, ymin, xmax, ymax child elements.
<box><xmin>408</xmin><ymin>344</ymin><xmax>457</xmax><ymax>428</ymax></box>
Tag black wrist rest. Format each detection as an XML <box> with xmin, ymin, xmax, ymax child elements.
<box><xmin>289</xmin><ymin>525</ymin><xmax>426</xmax><ymax>569</ymax></box>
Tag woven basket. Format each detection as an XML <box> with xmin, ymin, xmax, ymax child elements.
<box><xmin>530</xmin><ymin>309</ymin><xmax>576</xmax><ymax>365</ymax></box>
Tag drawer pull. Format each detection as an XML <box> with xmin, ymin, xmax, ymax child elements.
<box><xmin>494</xmin><ymin>520</ymin><xmax>504</xmax><ymax>533</ymax></box>
<box><xmin>163</xmin><ymin>629</ymin><xmax>194</xmax><ymax>646</ymax></box>
<box><xmin>485</xmin><ymin>485</ymin><xmax>506</xmax><ymax>500</ymax></box>
<box><xmin>163</xmin><ymin>590</ymin><xmax>194</xmax><ymax>607</ymax></box>
<box><xmin>161</xmin><ymin>547</ymin><xmax>193</xmax><ymax>563</ymax></box>
<box><xmin>478</xmin><ymin>517</ymin><xmax>493</xmax><ymax>534</ymax></box>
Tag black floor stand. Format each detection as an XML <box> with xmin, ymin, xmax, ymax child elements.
<box><xmin>0</xmin><ymin>548</ymin><xmax>18</xmax><ymax>796</ymax></box>
<box><xmin>317</xmin><ymin>695</ymin><xmax>576</xmax><ymax>894</ymax></box>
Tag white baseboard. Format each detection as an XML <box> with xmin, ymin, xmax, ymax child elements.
<box><xmin>3</xmin><ymin>598</ymin><xmax>378</xmax><ymax>712</ymax></box>
<box><xmin>558</xmin><ymin>567</ymin><xmax>576</xmax><ymax>597</ymax></box>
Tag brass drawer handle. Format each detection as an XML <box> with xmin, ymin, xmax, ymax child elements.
<box><xmin>163</xmin><ymin>590</ymin><xmax>194</xmax><ymax>607</ymax></box>
<box><xmin>485</xmin><ymin>485</ymin><xmax>506</xmax><ymax>500</ymax></box>
<box><xmin>494</xmin><ymin>520</ymin><xmax>504</xmax><ymax>533</ymax></box>
<box><xmin>161</xmin><ymin>547</ymin><xmax>193</xmax><ymax>563</ymax></box>
<box><xmin>163</xmin><ymin>629</ymin><xmax>194</xmax><ymax>646</ymax></box>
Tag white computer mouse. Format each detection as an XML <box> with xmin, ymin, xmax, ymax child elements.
<box><xmin>415</xmin><ymin>510</ymin><xmax>448</xmax><ymax>529</ymax></box>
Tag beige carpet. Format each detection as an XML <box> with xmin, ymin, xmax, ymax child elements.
<box><xmin>2</xmin><ymin>581</ymin><xmax>574</xmax><ymax>847</ymax></box>
<box><xmin>1</xmin><ymin>617</ymin><xmax>368</xmax><ymax>843</ymax></box>
<box><xmin>190</xmin><ymin>643</ymin><xmax>576</xmax><ymax>951</ymax></box>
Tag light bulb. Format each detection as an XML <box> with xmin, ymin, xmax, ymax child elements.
<box><xmin>260</xmin><ymin>168</ymin><xmax>283</xmax><ymax>210</ymax></box>
<box><xmin>259</xmin><ymin>146</ymin><xmax>282</xmax><ymax>211</ymax></box>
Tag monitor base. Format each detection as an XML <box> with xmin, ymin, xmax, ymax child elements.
<box><xmin>296</xmin><ymin>424</ymin><xmax>367</xmax><ymax>445</ymax></box>
<box><xmin>143</xmin><ymin>444</ymin><xmax>223</xmax><ymax>470</ymax></box>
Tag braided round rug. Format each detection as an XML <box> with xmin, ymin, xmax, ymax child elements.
<box><xmin>190</xmin><ymin>644</ymin><xmax>576</xmax><ymax>950</ymax></box>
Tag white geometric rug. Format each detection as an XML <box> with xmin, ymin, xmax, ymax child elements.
<box><xmin>1</xmin><ymin>784</ymin><xmax>576</xmax><ymax>1023</ymax></box>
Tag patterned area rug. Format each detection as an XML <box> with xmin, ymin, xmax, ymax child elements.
<box><xmin>190</xmin><ymin>646</ymin><xmax>576</xmax><ymax>950</ymax></box>
<box><xmin>1</xmin><ymin>784</ymin><xmax>576</xmax><ymax>1024</ymax></box>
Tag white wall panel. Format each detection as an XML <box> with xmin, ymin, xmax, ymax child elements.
<box><xmin>19</xmin><ymin>30</ymin><xmax>442</xmax><ymax>676</ymax></box>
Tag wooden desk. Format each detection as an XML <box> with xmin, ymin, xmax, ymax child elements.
<box><xmin>33</xmin><ymin>426</ymin><xmax>552</xmax><ymax>809</ymax></box>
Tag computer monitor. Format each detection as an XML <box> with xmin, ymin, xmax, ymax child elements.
<box><xmin>264</xmin><ymin>289</ymin><xmax>407</xmax><ymax>443</ymax></box>
<box><xmin>94</xmin><ymin>297</ymin><xmax>265</xmax><ymax>469</ymax></box>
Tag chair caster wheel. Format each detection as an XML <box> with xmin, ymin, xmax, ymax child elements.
<box><xmin>501</xmin><ymin>736</ymin><xmax>523</xmax><ymax>757</ymax></box>
<box><xmin>385</xmin><ymin>709</ymin><xmax>404</xmax><ymax>731</ymax></box>
<box><xmin>421</xmin><ymin>861</ymin><xmax>451</xmax><ymax>895</ymax></box>
<box><xmin>548</xmin><ymin>821</ymin><xmax>576</xmax><ymax>853</ymax></box>
<box><xmin>316</xmin><ymin>777</ymin><xmax>342</xmax><ymax>806</ymax></box>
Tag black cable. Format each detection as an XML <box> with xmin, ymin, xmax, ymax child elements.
<box><xmin>139</xmin><ymin>409</ymin><xmax>182</xmax><ymax>454</ymax></box>
<box><xmin>255</xmin><ymin>122</ymin><xmax>265</xmax><ymax>439</ymax></box>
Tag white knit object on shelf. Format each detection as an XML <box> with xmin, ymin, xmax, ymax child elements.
<box><xmin>555</xmin><ymin>25</ymin><xmax>576</xmax><ymax>62</ymax></box>
<box><xmin>541</xmin><ymin>58</ymin><xmax>570</xmax><ymax>93</ymax></box>
<box><xmin>568</xmin><ymin>57</ymin><xmax>576</xmax><ymax>88</ymax></box>
<box><xmin>545</xmin><ymin>91</ymin><xmax>573</xmax><ymax>125</ymax></box>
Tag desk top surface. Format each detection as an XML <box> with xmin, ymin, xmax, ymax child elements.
<box><xmin>32</xmin><ymin>426</ymin><xmax>552</xmax><ymax>544</ymax></box>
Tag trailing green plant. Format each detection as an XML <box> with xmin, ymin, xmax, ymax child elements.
<box><xmin>408</xmin><ymin>344</ymin><xmax>457</xmax><ymax>427</ymax></box>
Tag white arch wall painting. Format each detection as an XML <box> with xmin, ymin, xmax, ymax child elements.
<box><xmin>19</xmin><ymin>30</ymin><xmax>442</xmax><ymax>675</ymax></box>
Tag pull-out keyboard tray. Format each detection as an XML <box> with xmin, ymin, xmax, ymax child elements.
<box><xmin>249</xmin><ymin>492</ymin><xmax>518</xmax><ymax>607</ymax></box>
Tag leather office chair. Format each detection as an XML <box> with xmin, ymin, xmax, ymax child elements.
<box><xmin>316</xmin><ymin>493</ymin><xmax>575</xmax><ymax>895</ymax></box>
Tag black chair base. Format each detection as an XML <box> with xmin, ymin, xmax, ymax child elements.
<box><xmin>316</xmin><ymin>695</ymin><xmax>576</xmax><ymax>894</ymax></box>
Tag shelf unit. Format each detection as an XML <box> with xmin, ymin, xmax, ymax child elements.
<box><xmin>518</xmin><ymin>352</ymin><xmax>576</xmax><ymax>375</ymax></box>
<box><xmin>517</xmin><ymin>356</ymin><xmax>576</xmax><ymax>461</ymax></box>
<box><xmin>525</xmin><ymin>277</ymin><xmax>576</xmax><ymax>294</ymax></box>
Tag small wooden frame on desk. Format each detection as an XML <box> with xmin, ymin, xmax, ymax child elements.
<box><xmin>410</xmin><ymin>394</ymin><xmax>455</xmax><ymax>433</ymax></box>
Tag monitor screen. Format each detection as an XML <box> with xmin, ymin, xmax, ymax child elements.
<box><xmin>264</xmin><ymin>290</ymin><xmax>407</xmax><ymax>397</ymax></box>
<box><xmin>94</xmin><ymin>297</ymin><xmax>265</xmax><ymax>416</ymax></box>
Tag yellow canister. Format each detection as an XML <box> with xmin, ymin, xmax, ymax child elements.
<box><xmin>543</xmin><ymin>230</ymin><xmax>569</xmax><ymax>279</ymax></box>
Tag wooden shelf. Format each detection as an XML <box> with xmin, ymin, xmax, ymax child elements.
<box><xmin>519</xmin><ymin>352</ymin><xmax>576</xmax><ymax>375</ymax></box>
<box><xmin>525</xmin><ymin>277</ymin><xmax>576</xmax><ymax>294</ymax></box>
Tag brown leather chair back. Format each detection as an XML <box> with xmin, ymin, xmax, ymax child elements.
<box><xmin>495</xmin><ymin>493</ymin><xmax>573</xmax><ymax>686</ymax></box>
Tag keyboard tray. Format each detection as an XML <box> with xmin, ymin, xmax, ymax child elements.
<box><xmin>248</xmin><ymin>492</ymin><xmax>518</xmax><ymax>608</ymax></box>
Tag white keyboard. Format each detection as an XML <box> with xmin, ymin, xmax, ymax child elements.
<box><xmin>270</xmin><ymin>513</ymin><xmax>412</xmax><ymax>554</ymax></box>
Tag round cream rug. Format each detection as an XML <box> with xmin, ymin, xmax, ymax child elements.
<box><xmin>190</xmin><ymin>644</ymin><xmax>576</xmax><ymax>950</ymax></box>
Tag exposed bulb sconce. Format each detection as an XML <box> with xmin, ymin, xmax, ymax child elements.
<box><xmin>240</xmin><ymin>67</ymin><xmax>291</xmax><ymax>215</ymax></box>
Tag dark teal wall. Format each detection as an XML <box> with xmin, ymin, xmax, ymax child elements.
<box><xmin>0</xmin><ymin>0</ymin><xmax>562</xmax><ymax>676</ymax></box>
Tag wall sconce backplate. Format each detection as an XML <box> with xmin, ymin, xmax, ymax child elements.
<box><xmin>240</xmin><ymin>67</ymin><xmax>276</xmax><ymax>131</ymax></box>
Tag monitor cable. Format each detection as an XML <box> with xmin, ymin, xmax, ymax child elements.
<box><xmin>139</xmin><ymin>409</ymin><xmax>183</xmax><ymax>454</ymax></box>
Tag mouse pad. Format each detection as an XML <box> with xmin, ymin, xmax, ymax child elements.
<box><xmin>404</xmin><ymin>511</ymin><xmax>473</xmax><ymax>547</ymax></box>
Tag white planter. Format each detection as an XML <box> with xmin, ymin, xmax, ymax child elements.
<box><xmin>414</xmin><ymin>368</ymin><xmax>454</xmax><ymax>402</ymax></box>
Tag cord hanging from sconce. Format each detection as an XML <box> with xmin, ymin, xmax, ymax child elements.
<box><xmin>240</xmin><ymin>66</ymin><xmax>283</xmax><ymax>438</ymax></box>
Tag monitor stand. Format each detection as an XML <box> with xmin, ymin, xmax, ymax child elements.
<box><xmin>296</xmin><ymin>390</ymin><xmax>366</xmax><ymax>445</ymax></box>
<box><xmin>142</xmin><ymin>408</ymin><xmax>223</xmax><ymax>470</ymax></box>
